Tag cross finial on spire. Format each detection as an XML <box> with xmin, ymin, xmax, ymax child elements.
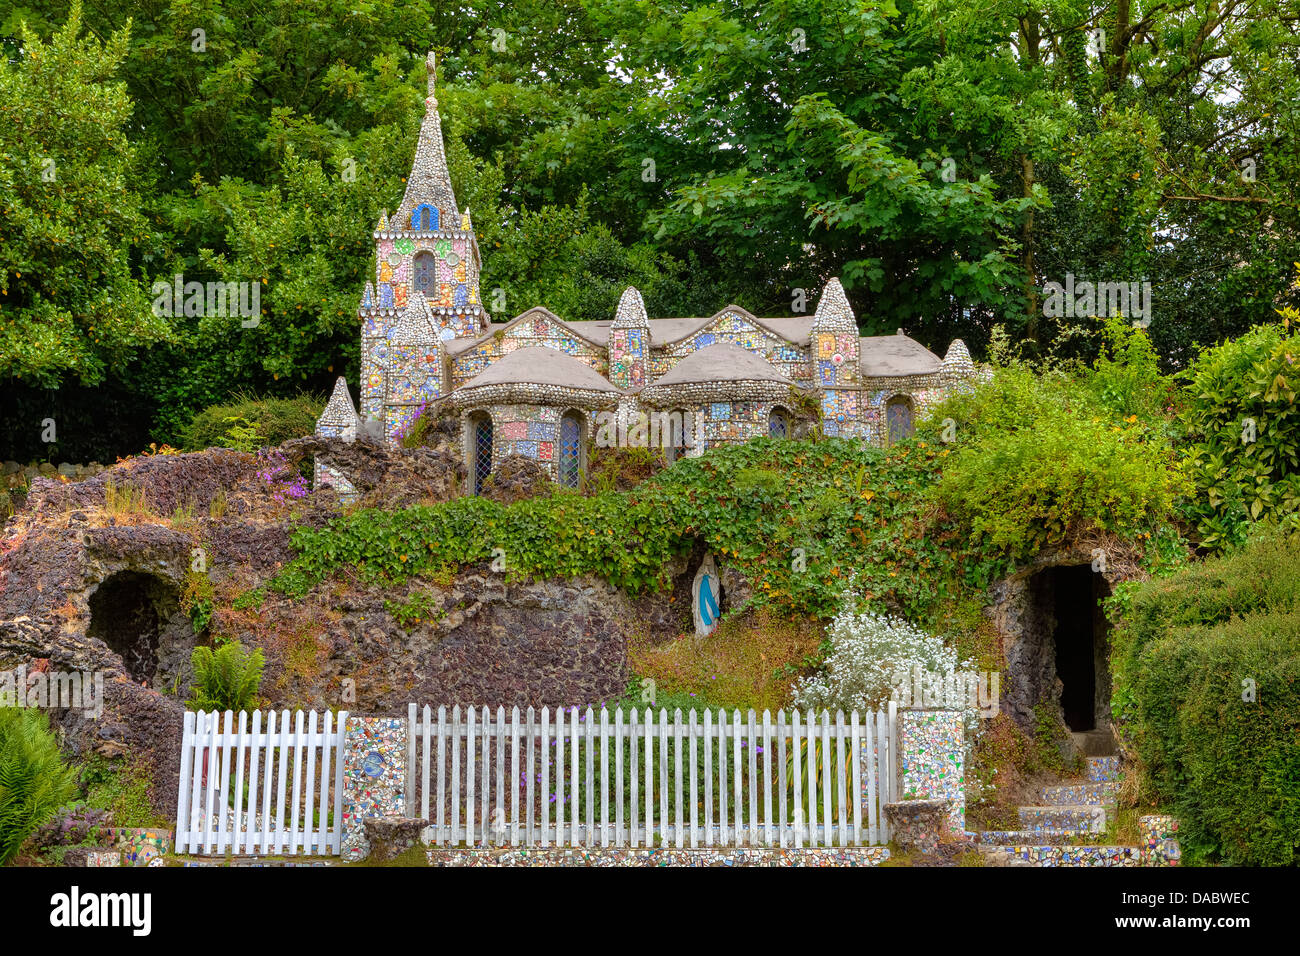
<box><xmin>427</xmin><ymin>51</ymin><xmax>437</xmax><ymax>98</ymax></box>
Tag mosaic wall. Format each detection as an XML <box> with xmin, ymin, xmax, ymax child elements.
<box><xmin>608</xmin><ymin>327</ymin><xmax>648</xmax><ymax>389</ymax></box>
<box><xmin>861</xmin><ymin>374</ymin><xmax>946</xmax><ymax>446</ymax></box>
<box><xmin>107</xmin><ymin>827</ymin><xmax>171</xmax><ymax>867</ymax></box>
<box><xmin>340</xmin><ymin>716</ymin><xmax>407</xmax><ymax>863</ymax></box>
<box><xmin>898</xmin><ymin>709</ymin><xmax>965</xmax><ymax>835</ymax></box>
<box><xmin>373</xmin><ymin>233</ymin><xmax>480</xmax><ymax>315</ymax></box>
<box><xmin>479</xmin><ymin>403</ymin><xmax>573</xmax><ymax>479</ymax></box>
<box><xmin>1140</xmin><ymin>814</ymin><xmax>1181</xmax><ymax>866</ymax></box>
<box><xmin>451</xmin><ymin>310</ymin><xmax>607</xmax><ymax>387</ymax></box>
<box><xmin>700</xmin><ymin>400</ymin><xmax>782</xmax><ymax>450</ymax></box>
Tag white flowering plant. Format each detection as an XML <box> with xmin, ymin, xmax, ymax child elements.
<box><xmin>792</xmin><ymin>590</ymin><xmax>983</xmax><ymax>759</ymax></box>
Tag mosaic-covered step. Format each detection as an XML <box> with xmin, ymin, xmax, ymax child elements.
<box><xmin>1087</xmin><ymin>756</ymin><xmax>1122</xmax><ymax>783</ymax></box>
<box><xmin>1017</xmin><ymin>805</ymin><xmax>1107</xmax><ymax>832</ymax></box>
<box><xmin>986</xmin><ymin>845</ymin><xmax>1142</xmax><ymax>867</ymax></box>
<box><xmin>1039</xmin><ymin>781</ymin><xmax>1120</xmax><ymax>806</ymax></box>
<box><xmin>976</xmin><ymin>828</ymin><xmax>1097</xmax><ymax>846</ymax></box>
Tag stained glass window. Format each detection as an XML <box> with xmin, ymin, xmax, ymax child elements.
<box><xmin>473</xmin><ymin>416</ymin><xmax>493</xmax><ymax>494</ymax></box>
<box><xmin>559</xmin><ymin>413</ymin><xmax>582</xmax><ymax>488</ymax></box>
<box><xmin>413</xmin><ymin>252</ymin><xmax>435</xmax><ymax>294</ymax></box>
<box><xmin>886</xmin><ymin>397</ymin><xmax>915</xmax><ymax>444</ymax></box>
<box><xmin>768</xmin><ymin>410</ymin><xmax>789</xmax><ymax>438</ymax></box>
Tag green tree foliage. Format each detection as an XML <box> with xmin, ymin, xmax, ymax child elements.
<box><xmin>188</xmin><ymin>642</ymin><xmax>265</xmax><ymax>713</ymax></box>
<box><xmin>1178</xmin><ymin>314</ymin><xmax>1300</xmax><ymax>550</ymax></box>
<box><xmin>0</xmin><ymin>4</ymin><xmax>166</xmax><ymax>387</ymax></box>
<box><xmin>0</xmin><ymin>707</ymin><xmax>78</xmax><ymax>864</ymax></box>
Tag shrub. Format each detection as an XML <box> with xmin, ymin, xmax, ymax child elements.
<box><xmin>1113</xmin><ymin>528</ymin><xmax>1300</xmax><ymax>864</ymax></box>
<box><xmin>929</xmin><ymin>355</ymin><xmax>1186</xmax><ymax>562</ymax></box>
<box><xmin>1177</xmin><ymin>320</ymin><xmax>1300</xmax><ymax>550</ymax></box>
<box><xmin>188</xmin><ymin>642</ymin><xmax>265</xmax><ymax>712</ymax></box>
<box><xmin>0</xmin><ymin>708</ymin><xmax>78</xmax><ymax>864</ymax></box>
<box><xmin>179</xmin><ymin>391</ymin><xmax>324</xmax><ymax>452</ymax></box>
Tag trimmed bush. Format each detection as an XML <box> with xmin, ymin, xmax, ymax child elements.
<box><xmin>0</xmin><ymin>708</ymin><xmax>78</xmax><ymax>864</ymax></box>
<box><xmin>1113</xmin><ymin>528</ymin><xmax>1300</xmax><ymax>865</ymax></box>
<box><xmin>179</xmin><ymin>391</ymin><xmax>324</xmax><ymax>452</ymax></box>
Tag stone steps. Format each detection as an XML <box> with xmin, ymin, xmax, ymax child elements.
<box><xmin>1087</xmin><ymin>756</ymin><xmax>1121</xmax><ymax>782</ymax></box>
<box><xmin>976</xmin><ymin>828</ymin><xmax>1097</xmax><ymax>846</ymax></box>
<box><xmin>1017</xmin><ymin>805</ymin><xmax>1108</xmax><ymax>832</ymax></box>
<box><xmin>981</xmin><ymin>844</ymin><xmax>1142</xmax><ymax>867</ymax></box>
<box><xmin>1039</xmin><ymin>781</ymin><xmax>1119</xmax><ymax>805</ymax></box>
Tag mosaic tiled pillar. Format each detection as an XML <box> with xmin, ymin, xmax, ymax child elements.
<box><xmin>340</xmin><ymin>716</ymin><xmax>408</xmax><ymax>862</ymax></box>
<box><xmin>1140</xmin><ymin>815</ymin><xmax>1181</xmax><ymax>866</ymax></box>
<box><xmin>898</xmin><ymin>709</ymin><xmax>965</xmax><ymax>835</ymax></box>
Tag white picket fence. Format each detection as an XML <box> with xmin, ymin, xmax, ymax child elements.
<box><xmin>406</xmin><ymin>704</ymin><xmax>897</xmax><ymax>848</ymax></box>
<box><xmin>175</xmin><ymin>709</ymin><xmax>349</xmax><ymax>856</ymax></box>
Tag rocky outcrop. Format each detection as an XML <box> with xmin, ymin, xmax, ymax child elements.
<box><xmin>479</xmin><ymin>455</ymin><xmax>552</xmax><ymax>504</ymax></box>
<box><xmin>0</xmin><ymin>443</ymin><xmax>700</xmax><ymax>818</ymax></box>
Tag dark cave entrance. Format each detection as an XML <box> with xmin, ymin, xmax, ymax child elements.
<box><xmin>87</xmin><ymin>571</ymin><xmax>185</xmax><ymax>685</ymax></box>
<box><xmin>1033</xmin><ymin>564</ymin><xmax>1112</xmax><ymax>733</ymax></box>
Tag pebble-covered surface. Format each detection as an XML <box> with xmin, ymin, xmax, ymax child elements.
<box><xmin>898</xmin><ymin>710</ymin><xmax>965</xmax><ymax>833</ymax></box>
<box><xmin>988</xmin><ymin>845</ymin><xmax>1142</xmax><ymax>867</ymax></box>
<box><xmin>424</xmin><ymin>847</ymin><xmax>891</xmax><ymax>867</ymax></box>
<box><xmin>340</xmin><ymin>717</ymin><xmax>408</xmax><ymax>862</ymax></box>
<box><xmin>1017</xmin><ymin>806</ymin><xmax>1107</xmax><ymax>832</ymax></box>
<box><xmin>1039</xmin><ymin>782</ymin><xmax>1120</xmax><ymax>805</ymax></box>
<box><xmin>106</xmin><ymin>827</ymin><xmax>171</xmax><ymax>867</ymax></box>
<box><xmin>181</xmin><ymin>859</ymin><xmax>334</xmax><ymax>867</ymax></box>
<box><xmin>977</xmin><ymin>828</ymin><xmax>1094</xmax><ymax>846</ymax></box>
<box><xmin>1087</xmin><ymin>756</ymin><xmax>1121</xmax><ymax>782</ymax></box>
<box><xmin>1140</xmin><ymin>814</ymin><xmax>1181</xmax><ymax>866</ymax></box>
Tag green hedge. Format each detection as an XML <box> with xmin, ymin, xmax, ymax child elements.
<box><xmin>179</xmin><ymin>392</ymin><xmax>324</xmax><ymax>452</ymax></box>
<box><xmin>1114</xmin><ymin>529</ymin><xmax>1300</xmax><ymax>865</ymax></box>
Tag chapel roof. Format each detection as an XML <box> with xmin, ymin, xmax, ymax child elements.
<box><xmin>458</xmin><ymin>345</ymin><xmax>622</xmax><ymax>393</ymax></box>
<box><xmin>858</xmin><ymin>334</ymin><xmax>944</xmax><ymax>377</ymax></box>
<box><xmin>650</xmin><ymin>343</ymin><xmax>795</xmax><ymax>387</ymax></box>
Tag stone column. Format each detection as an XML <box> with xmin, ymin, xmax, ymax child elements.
<box><xmin>340</xmin><ymin>716</ymin><xmax>409</xmax><ymax>862</ymax></box>
<box><xmin>898</xmin><ymin>709</ymin><xmax>966</xmax><ymax>835</ymax></box>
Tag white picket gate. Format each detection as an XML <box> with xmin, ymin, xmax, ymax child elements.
<box><xmin>175</xmin><ymin>709</ymin><xmax>349</xmax><ymax>856</ymax></box>
<box><xmin>406</xmin><ymin>704</ymin><xmax>897</xmax><ymax>848</ymax></box>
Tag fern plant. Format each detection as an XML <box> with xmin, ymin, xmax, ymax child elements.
<box><xmin>187</xmin><ymin>643</ymin><xmax>265</xmax><ymax>713</ymax></box>
<box><xmin>0</xmin><ymin>708</ymin><xmax>78</xmax><ymax>864</ymax></box>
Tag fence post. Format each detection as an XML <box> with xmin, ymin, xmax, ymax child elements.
<box><xmin>896</xmin><ymin>708</ymin><xmax>966</xmax><ymax>837</ymax></box>
<box><xmin>339</xmin><ymin>715</ymin><xmax>410</xmax><ymax>861</ymax></box>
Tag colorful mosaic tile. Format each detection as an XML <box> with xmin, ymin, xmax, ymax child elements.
<box><xmin>1140</xmin><ymin>815</ymin><xmax>1180</xmax><ymax>866</ymax></box>
<box><xmin>898</xmin><ymin>710</ymin><xmax>965</xmax><ymax>834</ymax></box>
<box><xmin>340</xmin><ymin>716</ymin><xmax>407</xmax><ymax>863</ymax></box>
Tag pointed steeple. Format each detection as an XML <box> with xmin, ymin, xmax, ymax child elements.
<box><xmin>612</xmin><ymin>286</ymin><xmax>649</xmax><ymax>328</ymax></box>
<box><xmin>316</xmin><ymin>377</ymin><xmax>359</xmax><ymax>436</ymax></box>
<box><xmin>811</xmin><ymin>277</ymin><xmax>856</xmax><ymax>332</ymax></box>
<box><xmin>388</xmin><ymin>290</ymin><xmax>436</xmax><ymax>344</ymax></box>
<box><xmin>395</xmin><ymin>52</ymin><xmax>459</xmax><ymax>232</ymax></box>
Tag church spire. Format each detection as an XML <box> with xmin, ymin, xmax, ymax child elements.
<box><xmin>395</xmin><ymin>51</ymin><xmax>459</xmax><ymax>232</ymax></box>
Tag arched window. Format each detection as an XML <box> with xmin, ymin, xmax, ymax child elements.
<box><xmin>470</xmin><ymin>413</ymin><xmax>493</xmax><ymax>494</ymax></box>
<box><xmin>886</xmin><ymin>395</ymin><xmax>915</xmax><ymax>445</ymax></box>
<box><xmin>411</xmin><ymin>204</ymin><xmax>439</xmax><ymax>231</ymax></box>
<box><xmin>559</xmin><ymin>412</ymin><xmax>584</xmax><ymax>489</ymax></box>
<box><xmin>768</xmin><ymin>408</ymin><xmax>790</xmax><ymax>438</ymax></box>
<box><xmin>413</xmin><ymin>252</ymin><xmax>435</xmax><ymax>295</ymax></box>
<box><xmin>664</xmin><ymin>408</ymin><xmax>690</xmax><ymax>464</ymax></box>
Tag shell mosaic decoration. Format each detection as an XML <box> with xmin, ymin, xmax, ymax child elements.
<box><xmin>313</xmin><ymin>50</ymin><xmax>980</xmax><ymax>490</ymax></box>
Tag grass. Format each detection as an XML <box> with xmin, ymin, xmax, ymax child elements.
<box><xmin>626</xmin><ymin>606</ymin><xmax>823</xmax><ymax>713</ymax></box>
